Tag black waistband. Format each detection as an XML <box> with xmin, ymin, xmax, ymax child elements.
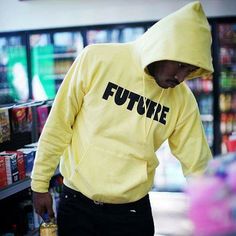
<box><xmin>62</xmin><ymin>184</ymin><xmax>150</xmax><ymax>209</ymax></box>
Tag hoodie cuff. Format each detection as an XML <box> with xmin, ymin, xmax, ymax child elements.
<box><xmin>31</xmin><ymin>179</ymin><xmax>50</xmax><ymax>193</ymax></box>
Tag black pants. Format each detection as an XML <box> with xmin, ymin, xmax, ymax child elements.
<box><xmin>57</xmin><ymin>185</ymin><xmax>155</xmax><ymax>236</ymax></box>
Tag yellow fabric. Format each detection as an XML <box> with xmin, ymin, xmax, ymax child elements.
<box><xmin>31</xmin><ymin>1</ymin><xmax>213</xmax><ymax>203</ymax></box>
<box><xmin>135</xmin><ymin>1</ymin><xmax>213</xmax><ymax>79</ymax></box>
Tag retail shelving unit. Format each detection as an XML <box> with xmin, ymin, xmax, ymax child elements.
<box><xmin>0</xmin><ymin>177</ymin><xmax>31</xmax><ymax>200</ymax></box>
<box><xmin>0</xmin><ymin>168</ymin><xmax>60</xmax><ymax>201</ymax></box>
<box><xmin>186</xmin><ymin>76</ymin><xmax>214</xmax><ymax>150</ymax></box>
<box><xmin>216</xmin><ymin>20</ymin><xmax>236</xmax><ymax>153</ymax></box>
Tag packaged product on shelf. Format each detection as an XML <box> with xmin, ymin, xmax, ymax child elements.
<box><xmin>4</xmin><ymin>150</ymin><xmax>26</xmax><ymax>180</ymax></box>
<box><xmin>231</xmin><ymin>94</ymin><xmax>236</xmax><ymax>111</ymax></box>
<box><xmin>220</xmin><ymin>47</ymin><xmax>232</xmax><ymax>65</ymax></box>
<box><xmin>202</xmin><ymin>74</ymin><xmax>213</xmax><ymax>93</ymax></box>
<box><xmin>221</xmin><ymin>114</ymin><xmax>227</xmax><ymax>134</ymax></box>
<box><xmin>219</xmin><ymin>24</ymin><xmax>236</xmax><ymax>45</ymax></box>
<box><xmin>225</xmin><ymin>132</ymin><xmax>236</xmax><ymax>152</ymax></box>
<box><xmin>226</xmin><ymin>114</ymin><xmax>234</xmax><ymax>134</ymax></box>
<box><xmin>0</xmin><ymin>108</ymin><xmax>11</xmax><ymax>143</ymax></box>
<box><xmin>0</xmin><ymin>155</ymin><xmax>8</xmax><ymax>188</ymax></box>
<box><xmin>202</xmin><ymin>121</ymin><xmax>213</xmax><ymax>147</ymax></box>
<box><xmin>233</xmin><ymin>114</ymin><xmax>236</xmax><ymax>131</ymax></box>
<box><xmin>17</xmin><ymin>148</ymin><xmax>36</xmax><ymax>176</ymax></box>
<box><xmin>0</xmin><ymin>153</ymin><xmax>19</xmax><ymax>185</ymax></box>
<box><xmin>10</xmin><ymin>106</ymin><xmax>32</xmax><ymax>133</ymax></box>
<box><xmin>36</xmin><ymin>105</ymin><xmax>49</xmax><ymax>134</ymax></box>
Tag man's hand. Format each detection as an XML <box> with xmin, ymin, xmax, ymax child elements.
<box><xmin>32</xmin><ymin>191</ymin><xmax>55</xmax><ymax>221</ymax></box>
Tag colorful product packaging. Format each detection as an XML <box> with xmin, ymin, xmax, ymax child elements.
<box><xmin>0</xmin><ymin>155</ymin><xmax>8</xmax><ymax>189</ymax></box>
<box><xmin>0</xmin><ymin>108</ymin><xmax>11</xmax><ymax>143</ymax></box>
<box><xmin>36</xmin><ymin>105</ymin><xmax>49</xmax><ymax>134</ymax></box>
<box><xmin>10</xmin><ymin>106</ymin><xmax>32</xmax><ymax>133</ymax></box>
<box><xmin>186</xmin><ymin>153</ymin><xmax>236</xmax><ymax>236</ymax></box>
<box><xmin>0</xmin><ymin>153</ymin><xmax>19</xmax><ymax>185</ymax></box>
<box><xmin>4</xmin><ymin>151</ymin><xmax>26</xmax><ymax>180</ymax></box>
<box><xmin>17</xmin><ymin>148</ymin><xmax>36</xmax><ymax>177</ymax></box>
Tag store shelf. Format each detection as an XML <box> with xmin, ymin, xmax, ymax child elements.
<box><xmin>221</xmin><ymin>63</ymin><xmax>236</xmax><ymax>67</ymax></box>
<box><xmin>34</xmin><ymin>52</ymin><xmax>77</xmax><ymax>60</ymax></box>
<box><xmin>44</xmin><ymin>73</ymin><xmax>66</xmax><ymax>80</ymax></box>
<box><xmin>201</xmin><ymin>114</ymin><xmax>214</xmax><ymax>122</ymax></box>
<box><xmin>0</xmin><ymin>177</ymin><xmax>31</xmax><ymax>200</ymax></box>
<box><xmin>0</xmin><ymin>168</ymin><xmax>60</xmax><ymax>200</ymax></box>
<box><xmin>220</xmin><ymin>88</ymin><xmax>236</xmax><ymax>93</ymax></box>
<box><xmin>192</xmin><ymin>90</ymin><xmax>213</xmax><ymax>95</ymax></box>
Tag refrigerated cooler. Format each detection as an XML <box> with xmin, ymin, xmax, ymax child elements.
<box><xmin>30</xmin><ymin>31</ymin><xmax>84</xmax><ymax>101</ymax></box>
<box><xmin>217</xmin><ymin>22</ymin><xmax>236</xmax><ymax>154</ymax></box>
<box><xmin>0</xmin><ymin>34</ymin><xmax>29</xmax><ymax>104</ymax></box>
<box><xmin>186</xmin><ymin>76</ymin><xmax>214</xmax><ymax>149</ymax></box>
<box><xmin>85</xmin><ymin>26</ymin><xmax>145</xmax><ymax>44</ymax></box>
<box><xmin>28</xmin><ymin>26</ymin><xmax>147</xmax><ymax>102</ymax></box>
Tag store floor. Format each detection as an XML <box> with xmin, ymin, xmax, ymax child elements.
<box><xmin>149</xmin><ymin>191</ymin><xmax>193</xmax><ymax>236</ymax></box>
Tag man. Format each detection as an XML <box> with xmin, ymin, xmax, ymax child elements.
<box><xmin>31</xmin><ymin>1</ymin><xmax>214</xmax><ymax>235</ymax></box>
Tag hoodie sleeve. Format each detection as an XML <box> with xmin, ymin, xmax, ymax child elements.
<box><xmin>168</xmin><ymin>98</ymin><xmax>212</xmax><ymax>177</ymax></box>
<box><xmin>31</xmin><ymin>48</ymin><xmax>90</xmax><ymax>193</ymax></box>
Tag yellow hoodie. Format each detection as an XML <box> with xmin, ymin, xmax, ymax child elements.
<box><xmin>31</xmin><ymin>1</ymin><xmax>214</xmax><ymax>203</ymax></box>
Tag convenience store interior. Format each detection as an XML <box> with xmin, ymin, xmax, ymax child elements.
<box><xmin>0</xmin><ymin>0</ymin><xmax>236</xmax><ymax>235</ymax></box>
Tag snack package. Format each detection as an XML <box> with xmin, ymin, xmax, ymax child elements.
<box><xmin>186</xmin><ymin>153</ymin><xmax>236</xmax><ymax>236</ymax></box>
<box><xmin>10</xmin><ymin>106</ymin><xmax>32</xmax><ymax>133</ymax></box>
<box><xmin>0</xmin><ymin>108</ymin><xmax>11</xmax><ymax>143</ymax></box>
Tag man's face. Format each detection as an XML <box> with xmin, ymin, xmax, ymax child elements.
<box><xmin>148</xmin><ymin>60</ymin><xmax>198</xmax><ymax>89</ymax></box>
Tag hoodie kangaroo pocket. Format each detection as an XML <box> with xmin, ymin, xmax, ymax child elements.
<box><xmin>70</xmin><ymin>144</ymin><xmax>148</xmax><ymax>201</ymax></box>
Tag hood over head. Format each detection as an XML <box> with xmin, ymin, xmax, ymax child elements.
<box><xmin>134</xmin><ymin>1</ymin><xmax>214</xmax><ymax>79</ymax></box>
